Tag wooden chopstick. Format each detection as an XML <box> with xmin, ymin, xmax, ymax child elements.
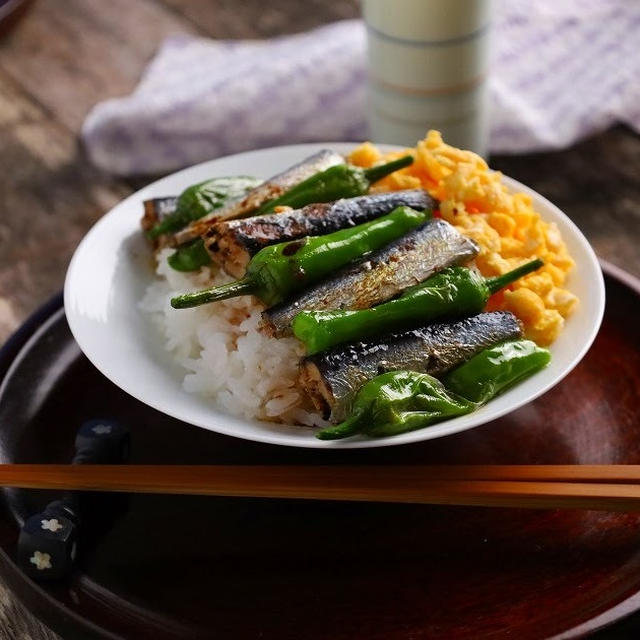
<box><xmin>5</xmin><ymin>464</ymin><xmax>640</xmax><ymax>511</ymax></box>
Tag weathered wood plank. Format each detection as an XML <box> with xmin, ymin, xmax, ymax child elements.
<box><xmin>0</xmin><ymin>69</ymin><xmax>130</xmax><ymax>341</ymax></box>
<box><xmin>0</xmin><ymin>0</ymin><xmax>198</xmax><ymax>132</ymax></box>
<box><xmin>0</xmin><ymin>579</ymin><xmax>59</xmax><ymax>640</ymax></box>
<box><xmin>161</xmin><ymin>0</ymin><xmax>359</xmax><ymax>38</ymax></box>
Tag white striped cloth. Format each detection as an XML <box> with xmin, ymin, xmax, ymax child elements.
<box><xmin>82</xmin><ymin>0</ymin><xmax>640</xmax><ymax>175</ymax></box>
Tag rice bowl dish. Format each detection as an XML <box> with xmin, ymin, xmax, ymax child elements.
<box><xmin>137</xmin><ymin>132</ymin><xmax>580</xmax><ymax>435</ymax></box>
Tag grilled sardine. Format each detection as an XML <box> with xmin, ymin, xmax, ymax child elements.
<box><xmin>261</xmin><ymin>218</ymin><xmax>479</xmax><ymax>337</ymax></box>
<box><xmin>141</xmin><ymin>197</ymin><xmax>178</xmax><ymax>248</ymax></box>
<box><xmin>300</xmin><ymin>311</ymin><xmax>523</xmax><ymax>421</ymax></box>
<box><xmin>174</xmin><ymin>149</ymin><xmax>344</xmax><ymax>245</ymax></box>
<box><xmin>206</xmin><ymin>190</ymin><xmax>437</xmax><ymax>278</ymax></box>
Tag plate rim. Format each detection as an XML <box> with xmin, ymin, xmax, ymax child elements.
<box><xmin>63</xmin><ymin>142</ymin><xmax>606</xmax><ymax>449</ymax></box>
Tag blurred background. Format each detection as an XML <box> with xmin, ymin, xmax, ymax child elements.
<box><xmin>0</xmin><ymin>1</ymin><xmax>639</xmax><ymax>636</ymax></box>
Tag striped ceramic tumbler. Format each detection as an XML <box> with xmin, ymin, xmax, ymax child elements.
<box><xmin>362</xmin><ymin>0</ymin><xmax>492</xmax><ymax>156</ymax></box>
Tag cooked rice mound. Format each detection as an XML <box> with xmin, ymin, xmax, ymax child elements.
<box><xmin>140</xmin><ymin>249</ymin><xmax>328</xmax><ymax>427</ymax></box>
<box><xmin>349</xmin><ymin>131</ymin><xmax>578</xmax><ymax>345</ymax></box>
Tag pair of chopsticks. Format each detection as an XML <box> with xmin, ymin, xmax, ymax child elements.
<box><xmin>5</xmin><ymin>464</ymin><xmax>640</xmax><ymax>512</ymax></box>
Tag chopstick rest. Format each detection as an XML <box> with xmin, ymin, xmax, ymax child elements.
<box><xmin>17</xmin><ymin>418</ymin><xmax>130</xmax><ymax>580</ymax></box>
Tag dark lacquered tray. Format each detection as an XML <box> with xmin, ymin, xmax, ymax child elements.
<box><xmin>0</xmin><ymin>262</ymin><xmax>639</xmax><ymax>640</ymax></box>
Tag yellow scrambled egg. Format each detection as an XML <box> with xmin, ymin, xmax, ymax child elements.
<box><xmin>349</xmin><ymin>131</ymin><xmax>578</xmax><ymax>345</ymax></box>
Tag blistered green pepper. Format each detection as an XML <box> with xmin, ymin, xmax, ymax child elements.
<box><xmin>170</xmin><ymin>206</ymin><xmax>429</xmax><ymax>309</ymax></box>
<box><xmin>256</xmin><ymin>156</ymin><xmax>414</xmax><ymax>214</ymax></box>
<box><xmin>316</xmin><ymin>339</ymin><xmax>551</xmax><ymax>440</ymax></box>
<box><xmin>443</xmin><ymin>339</ymin><xmax>551</xmax><ymax>403</ymax></box>
<box><xmin>316</xmin><ymin>370</ymin><xmax>475</xmax><ymax>440</ymax></box>
<box><xmin>148</xmin><ymin>176</ymin><xmax>262</xmax><ymax>239</ymax></box>
<box><xmin>167</xmin><ymin>239</ymin><xmax>211</xmax><ymax>272</ymax></box>
<box><xmin>293</xmin><ymin>259</ymin><xmax>543</xmax><ymax>354</ymax></box>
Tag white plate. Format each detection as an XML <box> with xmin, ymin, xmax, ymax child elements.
<box><xmin>64</xmin><ymin>143</ymin><xmax>605</xmax><ymax>449</ymax></box>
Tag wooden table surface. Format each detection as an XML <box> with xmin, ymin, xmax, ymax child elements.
<box><xmin>0</xmin><ymin>1</ymin><xmax>639</xmax><ymax>638</ymax></box>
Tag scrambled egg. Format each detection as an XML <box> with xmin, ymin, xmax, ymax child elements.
<box><xmin>349</xmin><ymin>131</ymin><xmax>578</xmax><ymax>345</ymax></box>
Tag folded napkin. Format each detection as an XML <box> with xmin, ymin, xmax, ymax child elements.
<box><xmin>83</xmin><ymin>0</ymin><xmax>640</xmax><ymax>175</ymax></box>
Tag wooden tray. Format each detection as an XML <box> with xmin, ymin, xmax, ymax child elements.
<box><xmin>0</xmin><ymin>262</ymin><xmax>639</xmax><ymax>640</ymax></box>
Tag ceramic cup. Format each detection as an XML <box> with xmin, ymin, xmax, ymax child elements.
<box><xmin>362</xmin><ymin>0</ymin><xmax>492</xmax><ymax>156</ymax></box>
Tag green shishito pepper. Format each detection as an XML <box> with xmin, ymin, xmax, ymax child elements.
<box><xmin>170</xmin><ymin>206</ymin><xmax>428</xmax><ymax>309</ymax></box>
<box><xmin>148</xmin><ymin>176</ymin><xmax>262</xmax><ymax>240</ymax></box>
<box><xmin>316</xmin><ymin>370</ymin><xmax>475</xmax><ymax>440</ymax></box>
<box><xmin>443</xmin><ymin>339</ymin><xmax>551</xmax><ymax>404</ymax></box>
<box><xmin>255</xmin><ymin>155</ymin><xmax>414</xmax><ymax>214</ymax></box>
<box><xmin>293</xmin><ymin>259</ymin><xmax>544</xmax><ymax>354</ymax></box>
<box><xmin>316</xmin><ymin>339</ymin><xmax>551</xmax><ymax>440</ymax></box>
<box><xmin>153</xmin><ymin>176</ymin><xmax>263</xmax><ymax>273</ymax></box>
<box><xmin>167</xmin><ymin>239</ymin><xmax>211</xmax><ymax>272</ymax></box>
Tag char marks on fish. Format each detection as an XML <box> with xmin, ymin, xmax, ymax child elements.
<box><xmin>262</xmin><ymin>218</ymin><xmax>479</xmax><ymax>337</ymax></box>
<box><xmin>206</xmin><ymin>190</ymin><xmax>437</xmax><ymax>278</ymax></box>
<box><xmin>300</xmin><ymin>311</ymin><xmax>523</xmax><ymax>421</ymax></box>
<box><xmin>174</xmin><ymin>149</ymin><xmax>344</xmax><ymax>245</ymax></box>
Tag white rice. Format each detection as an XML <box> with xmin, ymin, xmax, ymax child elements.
<box><xmin>139</xmin><ymin>249</ymin><xmax>329</xmax><ymax>427</ymax></box>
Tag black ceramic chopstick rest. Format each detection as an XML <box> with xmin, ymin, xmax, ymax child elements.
<box><xmin>18</xmin><ymin>510</ymin><xmax>78</xmax><ymax>580</ymax></box>
<box><xmin>74</xmin><ymin>418</ymin><xmax>130</xmax><ymax>464</ymax></box>
<box><xmin>17</xmin><ymin>418</ymin><xmax>130</xmax><ymax>580</ymax></box>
